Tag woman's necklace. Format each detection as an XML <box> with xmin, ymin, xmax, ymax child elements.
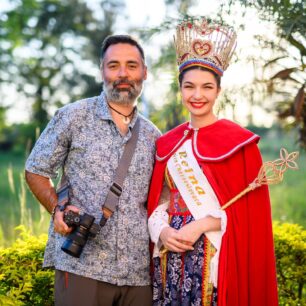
<box><xmin>108</xmin><ymin>103</ymin><xmax>136</xmax><ymax>124</ymax></box>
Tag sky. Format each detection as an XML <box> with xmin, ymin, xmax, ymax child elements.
<box><xmin>2</xmin><ymin>0</ymin><xmax>280</xmax><ymax>126</ymax></box>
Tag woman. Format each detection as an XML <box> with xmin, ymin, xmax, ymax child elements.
<box><xmin>147</xmin><ymin>18</ymin><xmax>278</xmax><ymax>306</ymax></box>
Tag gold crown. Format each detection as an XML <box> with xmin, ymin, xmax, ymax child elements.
<box><xmin>174</xmin><ymin>17</ymin><xmax>237</xmax><ymax>76</ymax></box>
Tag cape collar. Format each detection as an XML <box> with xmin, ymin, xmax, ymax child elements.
<box><xmin>156</xmin><ymin>119</ymin><xmax>260</xmax><ymax>162</ymax></box>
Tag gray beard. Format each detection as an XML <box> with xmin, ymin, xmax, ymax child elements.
<box><xmin>104</xmin><ymin>79</ymin><xmax>143</xmax><ymax>106</ymax></box>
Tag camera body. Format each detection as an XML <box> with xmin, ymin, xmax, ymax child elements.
<box><xmin>61</xmin><ymin>210</ymin><xmax>100</xmax><ymax>258</ymax></box>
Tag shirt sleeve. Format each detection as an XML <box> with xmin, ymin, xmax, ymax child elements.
<box><xmin>25</xmin><ymin>107</ymin><xmax>72</xmax><ymax>179</ymax></box>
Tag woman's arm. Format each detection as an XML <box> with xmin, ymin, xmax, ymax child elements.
<box><xmin>178</xmin><ymin>209</ymin><xmax>227</xmax><ymax>246</ymax></box>
<box><xmin>148</xmin><ymin>184</ymin><xmax>193</xmax><ymax>254</ymax></box>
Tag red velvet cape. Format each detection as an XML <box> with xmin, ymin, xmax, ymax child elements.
<box><xmin>147</xmin><ymin>119</ymin><xmax>278</xmax><ymax>306</ymax></box>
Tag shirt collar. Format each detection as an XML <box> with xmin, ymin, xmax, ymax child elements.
<box><xmin>97</xmin><ymin>91</ymin><xmax>139</xmax><ymax>130</ymax></box>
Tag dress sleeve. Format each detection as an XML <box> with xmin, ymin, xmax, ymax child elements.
<box><xmin>205</xmin><ymin>209</ymin><xmax>227</xmax><ymax>236</ymax></box>
<box><xmin>148</xmin><ymin>183</ymin><xmax>170</xmax><ymax>257</ymax></box>
<box><xmin>25</xmin><ymin>108</ymin><xmax>72</xmax><ymax>179</ymax></box>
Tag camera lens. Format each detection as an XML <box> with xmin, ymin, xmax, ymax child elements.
<box><xmin>61</xmin><ymin>213</ymin><xmax>96</xmax><ymax>258</ymax></box>
<box><xmin>61</xmin><ymin>239</ymin><xmax>83</xmax><ymax>258</ymax></box>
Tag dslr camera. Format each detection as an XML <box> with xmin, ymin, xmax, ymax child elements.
<box><xmin>61</xmin><ymin>210</ymin><xmax>100</xmax><ymax>258</ymax></box>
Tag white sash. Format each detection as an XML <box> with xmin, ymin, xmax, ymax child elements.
<box><xmin>167</xmin><ymin>139</ymin><xmax>225</xmax><ymax>286</ymax></box>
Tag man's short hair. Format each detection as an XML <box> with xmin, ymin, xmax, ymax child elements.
<box><xmin>100</xmin><ymin>34</ymin><xmax>145</xmax><ymax>61</ymax></box>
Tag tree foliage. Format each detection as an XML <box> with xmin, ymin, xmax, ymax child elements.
<box><xmin>0</xmin><ymin>0</ymin><xmax>123</xmax><ymax>129</ymax></box>
<box><xmin>230</xmin><ymin>0</ymin><xmax>306</xmax><ymax>148</ymax></box>
<box><xmin>139</xmin><ymin>0</ymin><xmax>196</xmax><ymax>132</ymax></box>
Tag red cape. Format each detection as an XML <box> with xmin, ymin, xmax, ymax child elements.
<box><xmin>148</xmin><ymin>119</ymin><xmax>278</xmax><ymax>306</ymax></box>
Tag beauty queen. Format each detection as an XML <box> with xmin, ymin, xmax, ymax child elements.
<box><xmin>147</xmin><ymin>17</ymin><xmax>278</xmax><ymax>306</ymax></box>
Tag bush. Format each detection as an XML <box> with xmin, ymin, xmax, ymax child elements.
<box><xmin>0</xmin><ymin>223</ymin><xmax>305</xmax><ymax>305</ymax></box>
<box><xmin>274</xmin><ymin>222</ymin><xmax>306</xmax><ymax>306</ymax></box>
<box><xmin>0</xmin><ymin>123</ymin><xmax>40</xmax><ymax>155</ymax></box>
<box><xmin>0</xmin><ymin>226</ymin><xmax>54</xmax><ymax>305</ymax></box>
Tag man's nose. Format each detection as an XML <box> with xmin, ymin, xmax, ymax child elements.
<box><xmin>118</xmin><ymin>66</ymin><xmax>128</xmax><ymax>78</ymax></box>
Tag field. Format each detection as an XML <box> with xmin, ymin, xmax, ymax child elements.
<box><xmin>0</xmin><ymin>152</ymin><xmax>50</xmax><ymax>246</ymax></box>
<box><xmin>0</xmin><ymin>126</ymin><xmax>305</xmax><ymax>247</ymax></box>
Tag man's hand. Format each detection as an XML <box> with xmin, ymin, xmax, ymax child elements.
<box><xmin>53</xmin><ymin>205</ymin><xmax>80</xmax><ymax>236</ymax></box>
<box><xmin>159</xmin><ymin>227</ymin><xmax>194</xmax><ymax>253</ymax></box>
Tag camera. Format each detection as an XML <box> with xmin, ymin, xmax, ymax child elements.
<box><xmin>61</xmin><ymin>210</ymin><xmax>100</xmax><ymax>258</ymax></box>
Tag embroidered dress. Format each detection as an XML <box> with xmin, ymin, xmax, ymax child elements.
<box><xmin>153</xmin><ymin>170</ymin><xmax>217</xmax><ymax>306</ymax></box>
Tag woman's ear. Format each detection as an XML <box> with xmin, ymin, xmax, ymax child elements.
<box><xmin>217</xmin><ymin>87</ymin><xmax>221</xmax><ymax>97</ymax></box>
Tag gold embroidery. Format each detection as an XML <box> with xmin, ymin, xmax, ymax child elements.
<box><xmin>202</xmin><ymin>238</ymin><xmax>216</xmax><ymax>306</ymax></box>
<box><xmin>161</xmin><ymin>252</ymin><xmax>168</xmax><ymax>293</ymax></box>
<box><xmin>165</xmin><ymin>168</ymin><xmax>175</xmax><ymax>189</ymax></box>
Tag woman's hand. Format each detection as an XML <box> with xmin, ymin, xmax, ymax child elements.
<box><xmin>160</xmin><ymin>227</ymin><xmax>194</xmax><ymax>253</ymax></box>
<box><xmin>177</xmin><ymin>220</ymin><xmax>204</xmax><ymax>246</ymax></box>
<box><xmin>178</xmin><ymin>216</ymin><xmax>222</xmax><ymax>246</ymax></box>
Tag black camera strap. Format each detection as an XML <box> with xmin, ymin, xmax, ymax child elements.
<box><xmin>100</xmin><ymin>117</ymin><xmax>140</xmax><ymax>227</ymax></box>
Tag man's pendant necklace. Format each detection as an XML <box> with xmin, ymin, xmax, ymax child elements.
<box><xmin>108</xmin><ymin>103</ymin><xmax>136</xmax><ymax>124</ymax></box>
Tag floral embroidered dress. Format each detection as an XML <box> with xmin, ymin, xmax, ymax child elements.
<box><xmin>152</xmin><ymin>169</ymin><xmax>217</xmax><ymax>306</ymax></box>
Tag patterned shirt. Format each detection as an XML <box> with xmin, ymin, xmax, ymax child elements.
<box><xmin>25</xmin><ymin>92</ymin><xmax>161</xmax><ymax>286</ymax></box>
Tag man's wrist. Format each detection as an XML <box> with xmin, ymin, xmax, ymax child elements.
<box><xmin>51</xmin><ymin>203</ymin><xmax>68</xmax><ymax>220</ymax></box>
<box><xmin>51</xmin><ymin>205</ymin><xmax>59</xmax><ymax>220</ymax></box>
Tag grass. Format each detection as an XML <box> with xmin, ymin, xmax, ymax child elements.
<box><xmin>0</xmin><ymin>126</ymin><xmax>305</xmax><ymax>247</ymax></box>
<box><xmin>0</xmin><ymin>151</ymin><xmax>49</xmax><ymax>247</ymax></box>
<box><xmin>256</xmin><ymin>127</ymin><xmax>306</xmax><ymax>227</ymax></box>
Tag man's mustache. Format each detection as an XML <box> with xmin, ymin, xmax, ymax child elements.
<box><xmin>113</xmin><ymin>79</ymin><xmax>135</xmax><ymax>89</ymax></box>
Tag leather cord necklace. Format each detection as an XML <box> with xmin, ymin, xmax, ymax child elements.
<box><xmin>108</xmin><ymin>103</ymin><xmax>136</xmax><ymax>124</ymax></box>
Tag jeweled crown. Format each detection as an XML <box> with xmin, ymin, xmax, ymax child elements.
<box><xmin>174</xmin><ymin>17</ymin><xmax>237</xmax><ymax>76</ymax></box>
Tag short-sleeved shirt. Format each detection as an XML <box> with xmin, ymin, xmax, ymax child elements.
<box><xmin>25</xmin><ymin>92</ymin><xmax>161</xmax><ymax>286</ymax></box>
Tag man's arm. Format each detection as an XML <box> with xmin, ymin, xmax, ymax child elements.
<box><xmin>25</xmin><ymin>170</ymin><xmax>57</xmax><ymax>213</ymax></box>
<box><xmin>25</xmin><ymin>170</ymin><xmax>77</xmax><ymax>235</ymax></box>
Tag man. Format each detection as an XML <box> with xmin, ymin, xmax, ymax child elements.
<box><xmin>25</xmin><ymin>35</ymin><xmax>160</xmax><ymax>306</ymax></box>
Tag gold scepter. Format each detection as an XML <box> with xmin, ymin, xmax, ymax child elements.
<box><xmin>221</xmin><ymin>148</ymin><xmax>299</xmax><ymax>210</ymax></box>
<box><xmin>159</xmin><ymin>148</ymin><xmax>299</xmax><ymax>256</ymax></box>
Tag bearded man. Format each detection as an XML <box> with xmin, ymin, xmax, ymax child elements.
<box><xmin>25</xmin><ymin>35</ymin><xmax>160</xmax><ymax>306</ymax></box>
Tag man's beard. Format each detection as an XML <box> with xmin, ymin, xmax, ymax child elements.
<box><xmin>103</xmin><ymin>78</ymin><xmax>144</xmax><ymax>106</ymax></box>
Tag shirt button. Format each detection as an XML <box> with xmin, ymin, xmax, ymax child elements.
<box><xmin>99</xmin><ymin>252</ymin><xmax>107</xmax><ymax>260</ymax></box>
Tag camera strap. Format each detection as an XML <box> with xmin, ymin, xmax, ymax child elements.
<box><xmin>100</xmin><ymin>117</ymin><xmax>140</xmax><ymax>227</ymax></box>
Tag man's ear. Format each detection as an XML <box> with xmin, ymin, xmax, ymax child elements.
<box><xmin>100</xmin><ymin>62</ymin><xmax>104</xmax><ymax>82</ymax></box>
<box><xmin>143</xmin><ymin>65</ymin><xmax>148</xmax><ymax>81</ymax></box>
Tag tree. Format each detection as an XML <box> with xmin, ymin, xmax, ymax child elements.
<box><xmin>225</xmin><ymin>0</ymin><xmax>306</xmax><ymax>148</ymax></box>
<box><xmin>0</xmin><ymin>0</ymin><xmax>123</xmax><ymax>129</ymax></box>
<box><xmin>139</xmin><ymin>0</ymin><xmax>196</xmax><ymax>132</ymax></box>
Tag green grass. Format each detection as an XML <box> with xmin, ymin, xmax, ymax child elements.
<box><xmin>0</xmin><ymin>126</ymin><xmax>305</xmax><ymax>247</ymax></box>
<box><xmin>0</xmin><ymin>151</ymin><xmax>49</xmax><ymax>247</ymax></box>
<box><xmin>257</xmin><ymin>127</ymin><xmax>306</xmax><ymax>227</ymax></box>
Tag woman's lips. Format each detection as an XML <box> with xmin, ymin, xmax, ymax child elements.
<box><xmin>189</xmin><ymin>102</ymin><xmax>207</xmax><ymax>109</ymax></box>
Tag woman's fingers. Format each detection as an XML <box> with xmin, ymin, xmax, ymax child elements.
<box><xmin>165</xmin><ymin>234</ymin><xmax>194</xmax><ymax>252</ymax></box>
<box><xmin>165</xmin><ymin>242</ymin><xmax>193</xmax><ymax>252</ymax></box>
<box><xmin>160</xmin><ymin>227</ymin><xmax>194</xmax><ymax>252</ymax></box>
